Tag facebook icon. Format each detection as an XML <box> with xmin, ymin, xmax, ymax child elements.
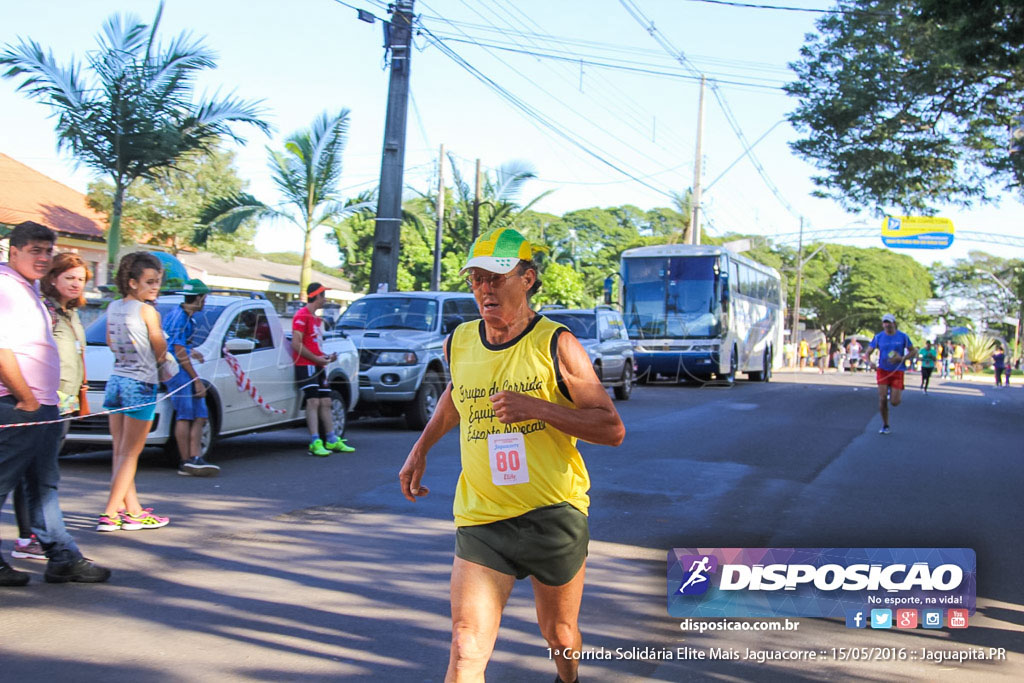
<box><xmin>845</xmin><ymin>609</ymin><xmax>867</xmax><ymax>629</ymax></box>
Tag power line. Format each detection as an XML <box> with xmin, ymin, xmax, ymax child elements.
<box><xmin>681</xmin><ymin>0</ymin><xmax>896</xmax><ymax>18</ymax></box>
<box><xmin>417</xmin><ymin>26</ymin><xmax>678</xmax><ymax>201</ymax></box>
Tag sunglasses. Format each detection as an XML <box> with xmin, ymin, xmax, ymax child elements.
<box><xmin>464</xmin><ymin>270</ymin><xmax>520</xmax><ymax>290</ymax></box>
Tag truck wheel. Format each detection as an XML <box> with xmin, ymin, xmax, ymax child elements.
<box><xmin>406</xmin><ymin>370</ymin><xmax>442</xmax><ymax>430</ymax></box>
<box><xmin>330</xmin><ymin>389</ymin><xmax>347</xmax><ymax>436</ymax></box>
<box><xmin>614</xmin><ymin>364</ymin><xmax>633</xmax><ymax>400</ymax></box>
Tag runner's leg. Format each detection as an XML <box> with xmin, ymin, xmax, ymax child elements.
<box><xmin>447</xmin><ymin>556</ymin><xmax>515</xmax><ymax>683</ymax></box>
<box><xmin>532</xmin><ymin>562</ymin><xmax>587</xmax><ymax>683</ymax></box>
<box><xmin>877</xmin><ymin>384</ymin><xmax>889</xmax><ymax>426</ymax></box>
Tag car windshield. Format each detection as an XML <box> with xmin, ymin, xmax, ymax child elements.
<box><xmin>85</xmin><ymin>303</ymin><xmax>226</xmax><ymax>346</ymax></box>
<box><xmin>544</xmin><ymin>313</ymin><xmax>596</xmax><ymax>339</ymax></box>
<box><xmin>338</xmin><ymin>297</ymin><xmax>439</xmax><ymax>332</ymax></box>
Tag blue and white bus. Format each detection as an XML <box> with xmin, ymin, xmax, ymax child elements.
<box><xmin>620</xmin><ymin>244</ymin><xmax>785</xmax><ymax>383</ymax></box>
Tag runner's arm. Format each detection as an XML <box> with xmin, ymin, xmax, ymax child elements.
<box><xmin>399</xmin><ymin>338</ymin><xmax>459</xmax><ymax>501</ymax></box>
<box><xmin>291</xmin><ymin>330</ymin><xmax>328</xmax><ymax>365</ymax></box>
<box><xmin>489</xmin><ymin>331</ymin><xmax>625</xmax><ymax>446</ymax></box>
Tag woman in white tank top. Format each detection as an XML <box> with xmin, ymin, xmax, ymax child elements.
<box><xmin>98</xmin><ymin>252</ymin><xmax>171</xmax><ymax>532</ymax></box>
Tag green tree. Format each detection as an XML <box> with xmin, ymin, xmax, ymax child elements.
<box><xmin>86</xmin><ymin>145</ymin><xmax>256</xmax><ymax>258</ymax></box>
<box><xmin>786</xmin><ymin>0</ymin><xmax>1024</xmax><ymax>212</ymax></box>
<box><xmin>202</xmin><ymin>110</ymin><xmax>368</xmax><ymax>297</ymax></box>
<box><xmin>534</xmin><ymin>262</ymin><xmax>589</xmax><ymax>308</ymax></box>
<box><xmin>931</xmin><ymin>251</ymin><xmax>1023</xmax><ymax>340</ymax></box>
<box><xmin>0</xmin><ymin>1</ymin><xmax>268</xmax><ymax>279</ymax></box>
<box><xmin>800</xmin><ymin>245</ymin><xmax>933</xmax><ymax>342</ymax></box>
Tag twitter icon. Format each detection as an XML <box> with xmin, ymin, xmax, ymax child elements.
<box><xmin>870</xmin><ymin>609</ymin><xmax>893</xmax><ymax>629</ymax></box>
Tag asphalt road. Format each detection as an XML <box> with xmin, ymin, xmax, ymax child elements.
<box><xmin>1</xmin><ymin>370</ymin><xmax>1022</xmax><ymax>682</ymax></box>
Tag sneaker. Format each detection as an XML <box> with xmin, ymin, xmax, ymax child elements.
<box><xmin>11</xmin><ymin>536</ymin><xmax>46</xmax><ymax>560</ymax></box>
<box><xmin>121</xmin><ymin>509</ymin><xmax>169</xmax><ymax>530</ymax></box>
<box><xmin>44</xmin><ymin>557</ymin><xmax>111</xmax><ymax>584</ymax></box>
<box><xmin>324</xmin><ymin>437</ymin><xmax>355</xmax><ymax>453</ymax></box>
<box><xmin>0</xmin><ymin>560</ymin><xmax>30</xmax><ymax>587</ymax></box>
<box><xmin>879</xmin><ymin>425</ymin><xmax>891</xmax><ymax>435</ymax></box>
<box><xmin>308</xmin><ymin>438</ymin><xmax>331</xmax><ymax>457</ymax></box>
<box><xmin>96</xmin><ymin>514</ymin><xmax>125</xmax><ymax>532</ymax></box>
<box><xmin>178</xmin><ymin>456</ymin><xmax>221</xmax><ymax>477</ymax></box>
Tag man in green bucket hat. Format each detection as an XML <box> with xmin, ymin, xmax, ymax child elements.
<box><xmin>399</xmin><ymin>227</ymin><xmax>626</xmax><ymax>682</ymax></box>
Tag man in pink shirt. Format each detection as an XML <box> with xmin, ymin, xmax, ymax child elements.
<box><xmin>0</xmin><ymin>222</ymin><xmax>110</xmax><ymax>586</ymax></box>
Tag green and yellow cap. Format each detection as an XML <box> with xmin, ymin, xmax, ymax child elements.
<box><xmin>460</xmin><ymin>228</ymin><xmax>534</xmax><ymax>275</ymax></box>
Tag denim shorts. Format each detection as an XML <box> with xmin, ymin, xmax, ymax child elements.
<box><xmin>104</xmin><ymin>375</ymin><xmax>158</xmax><ymax>421</ymax></box>
<box><xmin>165</xmin><ymin>372</ymin><xmax>208</xmax><ymax>421</ymax></box>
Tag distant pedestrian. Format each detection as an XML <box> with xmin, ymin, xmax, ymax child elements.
<box><xmin>941</xmin><ymin>341</ymin><xmax>952</xmax><ymax>378</ymax></box>
<box><xmin>918</xmin><ymin>340</ymin><xmax>937</xmax><ymax>393</ymax></box>
<box><xmin>162</xmin><ymin>278</ymin><xmax>220</xmax><ymax>476</ymax></box>
<box><xmin>816</xmin><ymin>339</ymin><xmax>828</xmax><ymax>374</ymax></box>
<box><xmin>866</xmin><ymin>314</ymin><xmax>917</xmax><ymax>435</ymax></box>
<box><xmin>835</xmin><ymin>344</ymin><xmax>847</xmax><ymax>373</ymax></box>
<box><xmin>1005</xmin><ymin>358</ymin><xmax>1014</xmax><ymax>386</ymax></box>
<box><xmin>848</xmin><ymin>338</ymin><xmax>862</xmax><ymax>372</ymax></box>
<box><xmin>992</xmin><ymin>344</ymin><xmax>1006</xmax><ymax>387</ymax></box>
<box><xmin>798</xmin><ymin>338</ymin><xmax>809</xmax><ymax>369</ymax></box>
<box><xmin>98</xmin><ymin>252</ymin><xmax>171</xmax><ymax>532</ymax></box>
<box><xmin>292</xmin><ymin>282</ymin><xmax>353</xmax><ymax>456</ymax></box>
<box><xmin>1</xmin><ymin>221</ymin><xmax>110</xmax><ymax>586</ymax></box>
<box><xmin>953</xmin><ymin>343</ymin><xmax>966</xmax><ymax>379</ymax></box>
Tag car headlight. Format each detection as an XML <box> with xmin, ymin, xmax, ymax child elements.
<box><xmin>374</xmin><ymin>350</ymin><xmax>418</xmax><ymax>366</ymax></box>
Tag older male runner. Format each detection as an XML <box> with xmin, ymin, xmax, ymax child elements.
<box><xmin>400</xmin><ymin>227</ymin><xmax>625</xmax><ymax>683</ymax></box>
<box><xmin>866</xmin><ymin>313</ymin><xmax>916</xmax><ymax>435</ymax></box>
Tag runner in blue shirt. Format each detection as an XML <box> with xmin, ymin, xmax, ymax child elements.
<box><xmin>865</xmin><ymin>314</ymin><xmax>917</xmax><ymax>435</ymax></box>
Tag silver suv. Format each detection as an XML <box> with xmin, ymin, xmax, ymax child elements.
<box><xmin>542</xmin><ymin>306</ymin><xmax>635</xmax><ymax>400</ymax></box>
<box><xmin>338</xmin><ymin>292</ymin><xmax>480</xmax><ymax>428</ymax></box>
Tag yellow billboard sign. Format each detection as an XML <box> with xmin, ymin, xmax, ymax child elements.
<box><xmin>881</xmin><ymin>216</ymin><xmax>954</xmax><ymax>249</ymax></box>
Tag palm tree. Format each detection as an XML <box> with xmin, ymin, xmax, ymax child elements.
<box><xmin>201</xmin><ymin>110</ymin><xmax>368</xmax><ymax>296</ymax></box>
<box><xmin>0</xmin><ymin>1</ymin><xmax>269</xmax><ymax>280</ymax></box>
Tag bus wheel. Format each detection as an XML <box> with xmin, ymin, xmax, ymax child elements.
<box><xmin>748</xmin><ymin>348</ymin><xmax>771</xmax><ymax>382</ymax></box>
<box><xmin>718</xmin><ymin>346</ymin><xmax>737</xmax><ymax>385</ymax></box>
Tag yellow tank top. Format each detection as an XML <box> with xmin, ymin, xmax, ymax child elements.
<box><xmin>449</xmin><ymin>315</ymin><xmax>590</xmax><ymax>526</ymax></box>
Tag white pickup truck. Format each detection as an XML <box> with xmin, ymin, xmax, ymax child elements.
<box><xmin>65</xmin><ymin>294</ymin><xmax>359</xmax><ymax>462</ymax></box>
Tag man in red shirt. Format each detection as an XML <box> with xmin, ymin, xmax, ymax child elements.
<box><xmin>292</xmin><ymin>282</ymin><xmax>354</xmax><ymax>456</ymax></box>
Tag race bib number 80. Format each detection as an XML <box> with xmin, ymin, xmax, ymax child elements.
<box><xmin>488</xmin><ymin>432</ymin><xmax>529</xmax><ymax>486</ymax></box>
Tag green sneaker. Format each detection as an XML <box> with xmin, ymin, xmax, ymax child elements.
<box><xmin>308</xmin><ymin>438</ymin><xmax>331</xmax><ymax>457</ymax></box>
<box><xmin>324</xmin><ymin>437</ymin><xmax>355</xmax><ymax>453</ymax></box>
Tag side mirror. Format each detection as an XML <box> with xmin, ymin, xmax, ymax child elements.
<box><xmin>224</xmin><ymin>338</ymin><xmax>257</xmax><ymax>355</ymax></box>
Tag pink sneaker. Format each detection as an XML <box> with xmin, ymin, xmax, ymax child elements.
<box><xmin>12</xmin><ymin>536</ymin><xmax>46</xmax><ymax>559</ymax></box>
<box><xmin>120</xmin><ymin>508</ymin><xmax>169</xmax><ymax>530</ymax></box>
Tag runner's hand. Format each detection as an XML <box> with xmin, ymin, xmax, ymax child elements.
<box><xmin>490</xmin><ymin>391</ymin><xmax>541</xmax><ymax>424</ymax></box>
<box><xmin>191</xmin><ymin>350</ymin><xmax>205</xmax><ymax>363</ymax></box>
<box><xmin>193</xmin><ymin>381</ymin><xmax>207</xmax><ymax>399</ymax></box>
<box><xmin>15</xmin><ymin>397</ymin><xmax>40</xmax><ymax>413</ymax></box>
<box><xmin>399</xmin><ymin>451</ymin><xmax>430</xmax><ymax>502</ymax></box>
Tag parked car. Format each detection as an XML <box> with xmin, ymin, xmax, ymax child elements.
<box><xmin>66</xmin><ymin>294</ymin><xmax>359</xmax><ymax>461</ymax></box>
<box><xmin>541</xmin><ymin>306</ymin><xmax>636</xmax><ymax>400</ymax></box>
<box><xmin>337</xmin><ymin>291</ymin><xmax>480</xmax><ymax>428</ymax></box>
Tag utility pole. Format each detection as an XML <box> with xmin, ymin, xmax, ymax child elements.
<box><xmin>472</xmin><ymin>158</ymin><xmax>482</xmax><ymax>241</ymax></box>
<box><xmin>790</xmin><ymin>216</ymin><xmax>805</xmax><ymax>367</ymax></box>
<box><xmin>690</xmin><ymin>75</ymin><xmax>706</xmax><ymax>246</ymax></box>
<box><xmin>432</xmin><ymin>143</ymin><xmax>445</xmax><ymax>290</ymax></box>
<box><xmin>369</xmin><ymin>0</ymin><xmax>415</xmax><ymax>294</ymax></box>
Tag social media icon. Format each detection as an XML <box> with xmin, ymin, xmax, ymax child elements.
<box><xmin>870</xmin><ymin>609</ymin><xmax>893</xmax><ymax>629</ymax></box>
<box><xmin>896</xmin><ymin>609</ymin><xmax>918</xmax><ymax>629</ymax></box>
<box><xmin>922</xmin><ymin>610</ymin><xmax>943</xmax><ymax>629</ymax></box>
<box><xmin>845</xmin><ymin>609</ymin><xmax>867</xmax><ymax>629</ymax></box>
<box><xmin>948</xmin><ymin>609</ymin><xmax>969</xmax><ymax>629</ymax></box>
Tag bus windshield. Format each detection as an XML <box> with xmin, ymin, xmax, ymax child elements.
<box><xmin>623</xmin><ymin>256</ymin><xmax>720</xmax><ymax>339</ymax></box>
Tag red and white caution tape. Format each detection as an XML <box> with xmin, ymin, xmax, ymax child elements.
<box><xmin>222</xmin><ymin>347</ymin><xmax>287</xmax><ymax>414</ymax></box>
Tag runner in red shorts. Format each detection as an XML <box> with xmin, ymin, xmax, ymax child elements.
<box><xmin>865</xmin><ymin>314</ymin><xmax>916</xmax><ymax>435</ymax></box>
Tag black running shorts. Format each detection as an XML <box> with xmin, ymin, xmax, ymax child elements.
<box><xmin>455</xmin><ymin>502</ymin><xmax>589</xmax><ymax>586</ymax></box>
<box><xmin>295</xmin><ymin>365</ymin><xmax>330</xmax><ymax>400</ymax></box>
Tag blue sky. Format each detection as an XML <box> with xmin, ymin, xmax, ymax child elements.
<box><xmin>3</xmin><ymin>0</ymin><xmax>1022</xmax><ymax>267</ymax></box>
